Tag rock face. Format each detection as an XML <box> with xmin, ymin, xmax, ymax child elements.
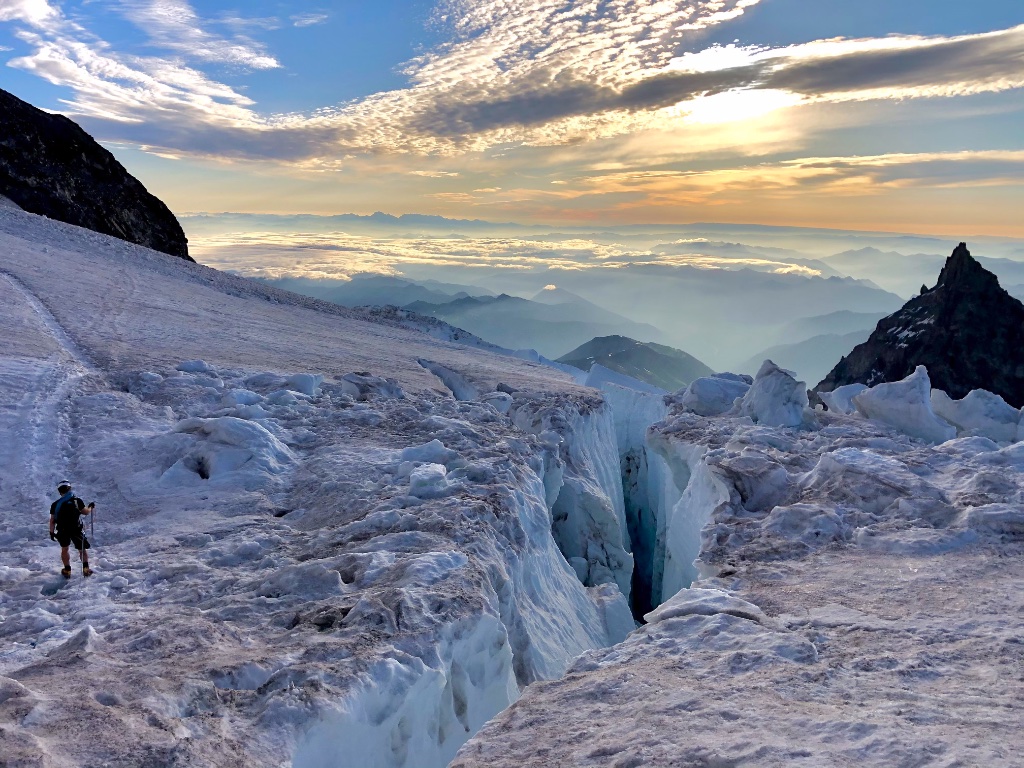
<box><xmin>0</xmin><ymin>88</ymin><xmax>191</xmax><ymax>260</ymax></box>
<box><xmin>816</xmin><ymin>243</ymin><xmax>1024</xmax><ymax>407</ymax></box>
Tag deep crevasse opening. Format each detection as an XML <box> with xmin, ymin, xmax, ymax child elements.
<box><xmin>600</xmin><ymin>384</ymin><xmax>728</xmax><ymax>618</ymax></box>
<box><xmin>291</xmin><ymin>374</ymin><xmax>716</xmax><ymax>768</ymax></box>
<box><xmin>509</xmin><ymin>381</ymin><xmax>721</xmax><ymax>622</ymax></box>
<box><xmin>602</xmin><ymin>385</ymin><xmax>668</xmax><ymax>618</ymax></box>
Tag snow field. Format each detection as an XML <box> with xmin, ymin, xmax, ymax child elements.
<box><xmin>1</xmin><ymin>349</ymin><xmax>640</xmax><ymax>766</ymax></box>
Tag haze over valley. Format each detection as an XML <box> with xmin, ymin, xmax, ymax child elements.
<box><xmin>186</xmin><ymin>213</ymin><xmax>1024</xmax><ymax>379</ymax></box>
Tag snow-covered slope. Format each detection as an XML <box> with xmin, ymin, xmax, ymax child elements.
<box><xmin>454</xmin><ymin>371</ymin><xmax>1024</xmax><ymax>767</ymax></box>
<box><xmin>0</xmin><ymin>206</ymin><xmax>636</xmax><ymax>767</ymax></box>
<box><xmin>7</xmin><ymin>203</ymin><xmax>1022</xmax><ymax>768</ymax></box>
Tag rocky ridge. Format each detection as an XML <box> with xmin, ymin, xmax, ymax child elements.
<box><xmin>816</xmin><ymin>243</ymin><xmax>1024</xmax><ymax>407</ymax></box>
<box><xmin>0</xmin><ymin>87</ymin><xmax>191</xmax><ymax>261</ymax></box>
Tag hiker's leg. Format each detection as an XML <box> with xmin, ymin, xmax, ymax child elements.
<box><xmin>74</xmin><ymin>533</ymin><xmax>90</xmax><ymax>571</ymax></box>
<box><xmin>61</xmin><ymin>546</ymin><xmax>70</xmax><ymax>568</ymax></box>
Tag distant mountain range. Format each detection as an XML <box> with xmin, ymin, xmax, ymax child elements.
<box><xmin>739</xmin><ymin>330</ymin><xmax>872</xmax><ymax>386</ymax></box>
<box><xmin>259</xmin><ymin>264</ymin><xmax>905</xmax><ymax>370</ymax></box>
<box><xmin>261</xmin><ymin>274</ymin><xmax>494</xmax><ymax>308</ymax></box>
<box><xmin>735</xmin><ymin>309</ymin><xmax>891</xmax><ymax>383</ymax></box>
<box><xmin>473</xmin><ymin>264</ymin><xmax>905</xmax><ymax>369</ymax></box>
<box><xmin>823</xmin><ymin>247</ymin><xmax>1024</xmax><ymax>298</ymax></box>
<box><xmin>774</xmin><ymin>310</ymin><xmax>890</xmax><ymax>345</ymax></box>
<box><xmin>182</xmin><ymin>213</ymin><xmax>1024</xmax><ymax>262</ymax></box>
<box><xmin>405</xmin><ymin>290</ymin><xmax>664</xmax><ymax>358</ymax></box>
<box><xmin>558</xmin><ymin>336</ymin><xmax>713</xmax><ymax>392</ymax></box>
<box><xmin>206</xmin><ymin>217</ymin><xmax>1024</xmax><ymax>373</ymax></box>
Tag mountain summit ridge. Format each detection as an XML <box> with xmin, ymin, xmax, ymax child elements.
<box><xmin>816</xmin><ymin>243</ymin><xmax>1024</xmax><ymax>408</ymax></box>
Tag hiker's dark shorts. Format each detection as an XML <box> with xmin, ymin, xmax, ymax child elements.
<box><xmin>57</xmin><ymin>529</ymin><xmax>89</xmax><ymax>550</ymax></box>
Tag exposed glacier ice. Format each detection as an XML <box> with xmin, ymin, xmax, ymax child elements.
<box><xmin>736</xmin><ymin>359</ymin><xmax>809</xmax><ymax>427</ymax></box>
<box><xmin>510</xmin><ymin>394</ymin><xmax>634</xmax><ymax>599</ymax></box>
<box><xmin>597</xmin><ymin>383</ymin><xmax>669</xmax><ymax>615</ymax></box>
<box><xmin>852</xmin><ymin>365</ymin><xmax>957</xmax><ymax>443</ymax></box>
<box><xmin>931</xmin><ymin>387</ymin><xmax>1020</xmax><ymax>443</ymax></box>
<box><xmin>455</xmin><ymin>369</ymin><xmax>1024</xmax><ymax>768</ymax></box>
<box><xmin>674</xmin><ymin>373</ymin><xmax>750</xmax><ymax>416</ymax></box>
<box><xmin>0</xmin><ymin>205</ymin><xmax>636</xmax><ymax>768</ymax></box>
<box><xmin>4</xmin><ymin>202</ymin><xmax>1024</xmax><ymax>768</ymax></box>
<box><xmin>818</xmin><ymin>382</ymin><xmax>867</xmax><ymax>414</ymax></box>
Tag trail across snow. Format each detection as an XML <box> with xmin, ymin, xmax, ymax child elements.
<box><xmin>0</xmin><ymin>272</ymin><xmax>96</xmax><ymax>508</ymax></box>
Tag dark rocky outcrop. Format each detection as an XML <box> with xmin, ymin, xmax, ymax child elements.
<box><xmin>0</xmin><ymin>88</ymin><xmax>191</xmax><ymax>261</ymax></box>
<box><xmin>816</xmin><ymin>243</ymin><xmax>1024</xmax><ymax>407</ymax></box>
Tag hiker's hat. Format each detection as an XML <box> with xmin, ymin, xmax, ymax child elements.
<box><xmin>56</xmin><ymin>479</ymin><xmax>72</xmax><ymax>490</ymax></box>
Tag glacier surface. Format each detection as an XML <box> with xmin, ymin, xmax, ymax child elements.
<box><xmin>3</xmin><ymin>203</ymin><xmax>1022</xmax><ymax>768</ymax></box>
<box><xmin>0</xmin><ymin>206</ymin><xmax>633</xmax><ymax>767</ymax></box>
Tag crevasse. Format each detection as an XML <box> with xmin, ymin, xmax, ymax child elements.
<box><xmin>293</xmin><ymin>394</ymin><xmax>637</xmax><ymax>768</ymax></box>
<box><xmin>599</xmin><ymin>384</ymin><xmax>727</xmax><ymax>616</ymax></box>
<box><xmin>293</xmin><ymin>380</ymin><xmax>721</xmax><ymax>768</ymax></box>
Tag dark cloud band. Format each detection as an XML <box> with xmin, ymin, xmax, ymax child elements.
<box><xmin>410</xmin><ymin>25</ymin><xmax>1024</xmax><ymax>138</ymax></box>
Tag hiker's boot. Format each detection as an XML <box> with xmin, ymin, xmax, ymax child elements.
<box><xmin>61</xmin><ymin>566</ymin><xmax>72</xmax><ymax>579</ymax></box>
<box><xmin>82</xmin><ymin>564</ymin><xmax>93</xmax><ymax>577</ymax></box>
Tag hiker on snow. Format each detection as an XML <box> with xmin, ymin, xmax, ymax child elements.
<box><xmin>49</xmin><ymin>480</ymin><xmax>94</xmax><ymax>578</ymax></box>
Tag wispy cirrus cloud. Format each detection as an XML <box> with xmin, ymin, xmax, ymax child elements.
<box><xmin>290</xmin><ymin>13</ymin><xmax>327</xmax><ymax>28</ymax></box>
<box><xmin>2</xmin><ymin>0</ymin><xmax>772</xmax><ymax>157</ymax></box>
<box><xmin>2</xmin><ymin>0</ymin><xmax>273</xmax><ymax>130</ymax></box>
<box><xmin>115</xmin><ymin>0</ymin><xmax>280</xmax><ymax>69</ymax></box>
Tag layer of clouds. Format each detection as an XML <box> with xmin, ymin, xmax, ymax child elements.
<box><xmin>188</xmin><ymin>229</ymin><xmax>830</xmax><ymax>282</ymax></box>
<box><xmin>535</xmin><ymin>150</ymin><xmax>1024</xmax><ymax>210</ymax></box>
<box><xmin>1</xmin><ymin>0</ymin><xmax>1022</xmax><ymax>165</ymax></box>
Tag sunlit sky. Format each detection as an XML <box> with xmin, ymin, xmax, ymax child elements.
<box><xmin>2</xmin><ymin>1</ymin><xmax>1023</xmax><ymax>235</ymax></box>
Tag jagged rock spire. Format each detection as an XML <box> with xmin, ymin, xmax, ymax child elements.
<box><xmin>933</xmin><ymin>243</ymin><xmax>1000</xmax><ymax>293</ymax></box>
<box><xmin>816</xmin><ymin>243</ymin><xmax>1024</xmax><ymax>408</ymax></box>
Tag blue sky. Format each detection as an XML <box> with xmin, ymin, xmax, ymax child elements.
<box><xmin>1</xmin><ymin>1</ymin><xmax>1022</xmax><ymax>235</ymax></box>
